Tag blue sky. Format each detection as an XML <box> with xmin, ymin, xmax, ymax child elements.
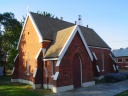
<box><xmin>1</xmin><ymin>0</ymin><xmax>128</xmax><ymax>49</ymax></box>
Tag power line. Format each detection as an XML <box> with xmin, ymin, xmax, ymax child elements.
<box><xmin>107</xmin><ymin>40</ymin><xmax>128</xmax><ymax>43</ymax></box>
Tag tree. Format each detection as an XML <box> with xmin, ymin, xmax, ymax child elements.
<box><xmin>0</xmin><ymin>12</ymin><xmax>22</xmax><ymax>75</ymax></box>
<box><xmin>36</xmin><ymin>11</ymin><xmax>59</xmax><ymax>19</ymax></box>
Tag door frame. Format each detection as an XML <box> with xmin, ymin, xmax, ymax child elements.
<box><xmin>73</xmin><ymin>54</ymin><xmax>83</xmax><ymax>87</ymax></box>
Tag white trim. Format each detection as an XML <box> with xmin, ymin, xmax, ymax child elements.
<box><xmin>88</xmin><ymin>46</ymin><xmax>111</xmax><ymax>50</ymax></box>
<box><xmin>43</xmin><ymin>84</ymin><xmax>53</xmax><ymax>90</ymax></box>
<box><xmin>42</xmin><ymin>48</ymin><xmax>46</xmax><ymax>56</ymax></box>
<box><xmin>12</xmin><ymin>67</ymin><xmax>15</xmax><ymax>74</ymax></box>
<box><xmin>32</xmin><ymin>84</ymin><xmax>41</xmax><ymax>89</ymax></box>
<box><xmin>14</xmin><ymin>54</ymin><xmax>19</xmax><ymax>62</ymax></box>
<box><xmin>43</xmin><ymin>58</ymin><xmax>58</xmax><ymax>61</ymax></box>
<box><xmin>28</xmin><ymin>12</ymin><xmax>43</xmax><ymax>42</ymax></box>
<box><xmin>17</xmin><ymin>13</ymin><xmax>29</xmax><ymax>50</ymax></box>
<box><xmin>17</xmin><ymin>12</ymin><xmax>43</xmax><ymax>50</ymax></box>
<box><xmin>116</xmin><ymin>58</ymin><xmax>123</xmax><ymax>63</ymax></box>
<box><xmin>35</xmin><ymin>48</ymin><xmax>42</xmax><ymax>59</ymax></box>
<box><xmin>53</xmin><ymin>85</ymin><xmax>73</xmax><ymax>93</ymax></box>
<box><xmin>82</xmin><ymin>81</ymin><xmax>95</xmax><ymax>87</ymax></box>
<box><xmin>94</xmin><ymin>76</ymin><xmax>104</xmax><ymax>80</ymax></box>
<box><xmin>116</xmin><ymin>66</ymin><xmax>119</xmax><ymax>70</ymax></box>
<box><xmin>56</xmin><ymin>60</ymin><xmax>61</xmax><ymax>66</ymax></box>
<box><xmin>93</xmin><ymin>52</ymin><xmax>98</xmax><ymax>60</ymax></box>
<box><xmin>11</xmin><ymin>79</ymin><xmax>33</xmax><ymax>85</ymax></box>
<box><xmin>33</xmin><ymin>68</ymin><xmax>37</xmax><ymax>77</ymax></box>
<box><xmin>11</xmin><ymin>79</ymin><xmax>41</xmax><ymax>89</ymax></box>
<box><xmin>43</xmin><ymin>40</ymin><xmax>51</xmax><ymax>42</ymax></box>
<box><xmin>77</xmin><ymin>54</ymin><xmax>82</xmax><ymax>86</ymax></box>
<box><xmin>109</xmin><ymin>54</ymin><xmax>114</xmax><ymax>60</ymax></box>
<box><xmin>113</xmin><ymin>64</ymin><xmax>116</xmax><ymax>71</ymax></box>
<box><xmin>96</xmin><ymin>65</ymin><xmax>100</xmax><ymax>72</ymax></box>
<box><xmin>53</xmin><ymin>72</ymin><xmax>59</xmax><ymax>80</ymax></box>
<box><xmin>125</xmin><ymin>66</ymin><xmax>128</xmax><ymax>67</ymax></box>
<box><xmin>58</xmin><ymin>25</ymin><xmax>93</xmax><ymax>62</ymax></box>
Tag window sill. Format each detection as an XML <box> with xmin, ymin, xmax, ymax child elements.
<box><xmin>27</xmin><ymin>73</ymin><xmax>30</xmax><ymax>75</ymax></box>
<box><xmin>102</xmin><ymin>70</ymin><xmax>105</xmax><ymax>72</ymax></box>
<box><xmin>51</xmin><ymin>75</ymin><xmax>54</xmax><ymax>78</ymax></box>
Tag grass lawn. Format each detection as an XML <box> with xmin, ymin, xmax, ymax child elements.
<box><xmin>0</xmin><ymin>75</ymin><xmax>53</xmax><ymax>96</ymax></box>
<box><xmin>95</xmin><ymin>78</ymin><xmax>105</xmax><ymax>84</ymax></box>
<box><xmin>115</xmin><ymin>90</ymin><xmax>128</xmax><ymax>96</ymax></box>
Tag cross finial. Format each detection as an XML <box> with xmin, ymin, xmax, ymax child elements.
<box><xmin>26</xmin><ymin>5</ymin><xmax>29</xmax><ymax>12</ymax></box>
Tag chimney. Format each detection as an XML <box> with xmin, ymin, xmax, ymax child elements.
<box><xmin>60</xmin><ymin>17</ymin><xmax>63</xmax><ymax>20</ymax></box>
<box><xmin>75</xmin><ymin>21</ymin><xmax>77</xmax><ymax>25</ymax></box>
<box><xmin>87</xmin><ymin>25</ymin><xmax>88</xmax><ymax>28</ymax></box>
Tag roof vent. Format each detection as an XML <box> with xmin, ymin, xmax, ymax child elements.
<box><xmin>60</xmin><ymin>17</ymin><xmax>63</xmax><ymax>20</ymax></box>
<box><xmin>75</xmin><ymin>21</ymin><xmax>77</xmax><ymax>25</ymax></box>
<box><xmin>120</xmin><ymin>48</ymin><xmax>123</xmax><ymax>50</ymax></box>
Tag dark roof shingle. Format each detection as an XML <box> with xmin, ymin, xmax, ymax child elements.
<box><xmin>30</xmin><ymin>12</ymin><xmax>110</xmax><ymax>49</ymax></box>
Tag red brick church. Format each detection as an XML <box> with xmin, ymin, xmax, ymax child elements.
<box><xmin>11</xmin><ymin>12</ymin><xmax>118</xmax><ymax>93</ymax></box>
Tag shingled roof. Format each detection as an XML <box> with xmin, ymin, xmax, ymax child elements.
<box><xmin>30</xmin><ymin>12</ymin><xmax>110</xmax><ymax>49</ymax></box>
<box><xmin>112</xmin><ymin>48</ymin><xmax>128</xmax><ymax>57</ymax></box>
<box><xmin>44</xmin><ymin>26</ymin><xmax>75</xmax><ymax>58</ymax></box>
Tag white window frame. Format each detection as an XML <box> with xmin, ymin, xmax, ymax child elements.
<box><xmin>125</xmin><ymin>57</ymin><xmax>128</xmax><ymax>63</ymax></box>
<box><xmin>102</xmin><ymin>53</ymin><xmax>104</xmax><ymax>71</ymax></box>
<box><xmin>116</xmin><ymin>58</ymin><xmax>123</xmax><ymax>63</ymax></box>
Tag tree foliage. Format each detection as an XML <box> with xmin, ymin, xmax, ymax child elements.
<box><xmin>0</xmin><ymin>12</ymin><xmax>22</xmax><ymax>70</ymax></box>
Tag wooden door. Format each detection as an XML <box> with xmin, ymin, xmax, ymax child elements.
<box><xmin>73</xmin><ymin>54</ymin><xmax>81</xmax><ymax>88</ymax></box>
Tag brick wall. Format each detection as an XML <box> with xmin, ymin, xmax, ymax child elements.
<box><xmin>89</xmin><ymin>47</ymin><xmax>116</xmax><ymax>76</ymax></box>
<box><xmin>17</xmin><ymin>16</ymin><xmax>42</xmax><ymax>82</ymax></box>
<box><xmin>56</xmin><ymin>32</ymin><xmax>94</xmax><ymax>87</ymax></box>
<box><xmin>116</xmin><ymin>57</ymin><xmax>128</xmax><ymax>69</ymax></box>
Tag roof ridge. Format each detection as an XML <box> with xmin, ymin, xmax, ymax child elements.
<box><xmin>30</xmin><ymin>11</ymin><xmax>75</xmax><ymax>25</ymax></box>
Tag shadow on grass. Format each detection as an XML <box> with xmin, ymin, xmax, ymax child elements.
<box><xmin>0</xmin><ymin>75</ymin><xmax>53</xmax><ymax>96</ymax></box>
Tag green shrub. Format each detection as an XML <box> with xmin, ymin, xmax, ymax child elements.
<box><xmin>104</xmin><ymin>72</ymin><xmax>128</xmax><ymax>83</ymax></box>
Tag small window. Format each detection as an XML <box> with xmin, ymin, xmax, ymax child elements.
<box><xmin>52</xmin><ymin>61</ymin><xmax>55</xmax><ymax>75</ymax></box>
<box><xmin>125</xmin><ymin>58</ymin><xmax>128</xmax><ymax>63</ymax></box>
<box><xmin>117</xmin><ymin>58</ymin><xmax>123</xmax><ymax>63</ymax></box>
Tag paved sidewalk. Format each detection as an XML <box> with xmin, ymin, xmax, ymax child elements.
<box><xmin>46</xmin><ymin>80</ymin><xmax>128</xmax><ymax>96</ymax></box>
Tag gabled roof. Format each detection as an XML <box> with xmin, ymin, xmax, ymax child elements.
<box><xmin>112</xmin><ymin>48</ymin><xmax>128</xmax><ymax>57</ymax></box>
<box><xmin>45</xmin><ymin>25</ymin><xmax>93</xmax><ymax>61</ymax></box>
<box><xmin>44</xmin><ymin>26</ymin><xmax>75</xmax><ymax>58</ymax></box>
<box><xmin>30</xmin><ymin>12</ymin><xmax>110</xmax><ymax>49</ymax></box>
<box><xmin>17</xmin><ymin>11</ymin><xmax>110</xmax><ymax>49</ymax></box>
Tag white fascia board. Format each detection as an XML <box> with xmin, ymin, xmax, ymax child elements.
<box><xmin>58</xmin><ymin>25</ymin><xmax>93</xmax><ymax>61</ymax></box>
<box><xmin>53</xmin><ymin>72</ymin><xmax>59</xmax><ymax>80</ymax></box>
<box><xmin>88</xmin><ymin>46</ymin><xmax>111</xmax><ymax>50</ymax></box>
<box><xmin>93</xmin><ymin>52</ymin><xmax>98</xmax><ymax>60</ymax></box>
<box><xmin>14</xmin><ymin>54</ymin><xmax>19</xmax><ymax>62</ymax></box>
<box><xmin>56</xmin><ymin>60</ymin><xmax>61</xmax><ymax>66</ymax></box>
<box><xmin>17</xmin><ymin>11</ymin><xmax>43</xmax><ymax>50</ymax></box>
<box><xmin>113</xmin><ymin>64</ymin><xmax>116</xmax><ymax>71</ymax></box>
<box><xmin>29</xmin><ymin>12</ymin><xmax>43</xmax><ymax>42</ymax></box>
<box><xmin>35</xmin><ymin>48</ymin><xmax>42</xmax><ymax>59</ymax></box>
<box><xmin>96</xmin><ymin>65</ymin><xmax>100</xmax><ymax>72</ymax></box>
<box><xmin>12</xmin><ymin>67</ymin><xmax>15</xmax><ymax>74</ymax></box>
<box><xmin>109</xmin><ymin>54</ymin><xmax>114</xmax><ymax>60</ymax></box>
<box><xmin>43</xmin><ymin>58</ymin><xmax>58</xmax><ymax>61</ymax></box>
<box><xmin>33</xmin><ymin>68</ymin><xmax>37</xmax><ymax>77</ymax></box>
<box><xmin>17</xmin><ymin>13</ymin><xmax>29</xmax><ymax>50</ymax></box>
